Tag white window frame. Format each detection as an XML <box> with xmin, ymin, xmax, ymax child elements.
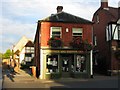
<box><xmin>50</xmin><ymin>27</ymin><xmax>62</xmax><ymax>38</ymax></box>
<box><xmin>25</xmin><ymin>57</ymin><xmax>31</xmax><ymax>62</ymax></box>
<box><xmin>94</xmin><ymin>35</ymin><xmax>97</xmax><ymax>46</ymax></box>
<box><xmin>25</xmin><ymin>47</ymin><xmax>34</xmax><ymax>53</ymax></box>
<box><xmin>97</xmin><ymin>15</ymin><xmax>99</xmax><ymax>23</ymax></box>
<box><xmin>72</xmin><ymin>28</ymin><xmax>83</xmax><ymax>37</ymax></box>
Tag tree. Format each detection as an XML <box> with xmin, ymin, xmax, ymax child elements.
<box><xmin>0</xmin><ymin>53</ymin><xmax>3</xmax><ymax>59</ymax></box>
<box><xmin>3</xmin><ymin>49</ymin><xmax>12</xmax><ymax>59</ymax></box>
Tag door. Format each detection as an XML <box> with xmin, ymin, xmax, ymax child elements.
<box><xmin>61</xmin><ymin>55</ymin><xmax>71</xmax><ymax>77</ymax></box>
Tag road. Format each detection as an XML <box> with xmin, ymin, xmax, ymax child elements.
<box><xmin>49</xmin><ymin>76</ymin><xmax>119</xmax><ymax>89</ymax></box>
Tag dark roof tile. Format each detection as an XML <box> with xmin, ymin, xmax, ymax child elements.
<box><xmin>40</xmin><ymin>12</ymin><xmax>92</xmax><ymax>24</ymax></box>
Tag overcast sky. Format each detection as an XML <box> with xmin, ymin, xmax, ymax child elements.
<box><xmin>0</xmin><ymin>0</ymin><xmax>119</xmax><ymax>53</ymax></box>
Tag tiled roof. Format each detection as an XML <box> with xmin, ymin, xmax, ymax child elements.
<box><xmin>40</xmin><ymin>11</ymin><xmax>92</xmax><ymax>24</ymax></box>
<box><xmin>106</xmin><ymin>7</ymin><xmax>119</xmax><ymax>22</ymax></box>
<box><xmin>13</xmin><ymin>36</ymin><xmax>33</xmax><ymax>53</ymax></box>
<box><xmin>93</xmin><ymin>7</ymin><xmax>119</xmax><ymax>22</ymax></box>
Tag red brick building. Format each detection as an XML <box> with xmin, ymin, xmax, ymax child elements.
<box><xmin>34</xmin><ymin>6</ymin><xmax>93</xmax><ymax>79</ymax></box>
<box><xmin>92</xmin><ymin>0</ymin><xmax>120</xmax><ymax>75</ymax></box>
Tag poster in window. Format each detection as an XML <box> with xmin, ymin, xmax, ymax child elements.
<box><xmin>76</xmin><ymin>55</ymin><xmax>86</xmax><ymax>72</ymax></box>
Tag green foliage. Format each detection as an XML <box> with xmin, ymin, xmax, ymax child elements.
<box><xmin>69</xmin><ymin>37</ymin><xmax>92</xmax><ymax>51</ymax></box>
<box><xmin>47</xmin><ymin>37</ymin><xmax>63</xmax><ymax>47</ymax></box>
<box><xmin>0</xmin><ymin>53</ymin><xmax>3</xmax><ymax>59</ymax></box>
<box><xmin>3</xmin><ymin>49</ymin><xmax>12</xmax><ymax>59</ymax></box>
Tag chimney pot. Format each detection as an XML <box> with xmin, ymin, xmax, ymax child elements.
<box><xmin>56</xmin><ymin>6</ymin><xmax>63</xmax><ymax>13</ymax></box>
<box><xmin>101</xmin><ymin>0</ymin><xmax>108</xmax><ymax>9</ymax></box>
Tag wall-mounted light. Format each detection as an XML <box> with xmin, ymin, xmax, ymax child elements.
<box><xmin>66</xmin><ymin>28</ymin><xmax>69</xmax><ymax>32</ymax></box>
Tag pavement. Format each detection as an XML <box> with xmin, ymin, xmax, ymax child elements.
<box><xmin>2</xmin><ymin>68</ymin><xmax>120</xmax><ymax>90</ymax></box>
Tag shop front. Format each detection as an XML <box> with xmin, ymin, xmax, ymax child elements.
<box><xmin>40</xmin><ymin>48</ymin><xmax>91</xmax><ymax>79</ymax></box>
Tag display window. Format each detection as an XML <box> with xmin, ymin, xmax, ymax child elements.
<box><xmin>76</xmin><ymin>55</ymin><xmax>86</xmax><ymax>72</ymax></box>
<box><xmin>46</xmin><ymin>55</ymin><xmax>58</xmax><ymax>73</ymax></box>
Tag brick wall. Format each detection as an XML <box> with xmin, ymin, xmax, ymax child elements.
<box><xmin>40</xmin><ymin>22</ymin><xmax>92</xmax><ymax>47</ymax></box>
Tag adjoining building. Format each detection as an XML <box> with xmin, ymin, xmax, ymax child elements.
<box><xmin>13</xmin><ymin>36</ymin><xmax>34</xmax><ymax>71</ymax></box>
<box><xmin>34</xmin><ymin>6</ymin><xmax>93</xmax><ymax>79</ymax></box>
<box><xmin>92</xmin><ymin>0</ymin><xmax>120</xmax><ymax>75</ymax></box>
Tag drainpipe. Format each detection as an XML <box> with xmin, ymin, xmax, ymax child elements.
<box><xmin>90</xmin><ymin>26</ymin><xmax>94</xmax><ymax>78</ymax></box>
<box><xmin>90</xmin><ymin>50</ymin><xmax>93</xmax><ymax>78</ymax></box>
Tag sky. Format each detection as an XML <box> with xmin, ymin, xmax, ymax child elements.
<box><xmin>0</xmin><ymin>0</ymin><xmax>119</xmax><ymax>53</ymax></box>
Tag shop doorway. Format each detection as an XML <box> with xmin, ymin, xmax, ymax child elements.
<box><xmin>61</xmin><ymin>54</ymin><xmax>73</xmax><ymax>77</ymax></box>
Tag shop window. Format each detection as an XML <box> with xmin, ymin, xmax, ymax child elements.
<box><xmin>71</xmin><ymin>57</ymin><xmax>74</xmax><ymax>72</ymax></box>
<box><xmin>76</xmin><ymin>55</ymin><xmax>86</xmax><ymax>72</ymax></box>
<box><xmin>46</xmin><ymin>55</ymin><xmax>58</xmax><ymax>73</ymax></box>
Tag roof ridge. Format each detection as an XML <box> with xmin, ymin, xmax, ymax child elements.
<box><xmin>62</xmin><ymin>11</ymin><xmax>92</xmax><ymax>22</ymax></box>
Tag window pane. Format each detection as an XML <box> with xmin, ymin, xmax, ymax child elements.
<box><xmin>72</xmin><ymin>28</ymin><xmax>83</xmax><ymax>37</ymax></box>
<box><xmin>73</xmin><ymin>33</ymin><xmax>82</xmax><ymax>36</ymax></box>
<box><xmin>52</xmin><ymin>27</ymin><xmax>61</xmax><ymax>31</ymax></box>
<box><xmin>73</xmin><ymin>28</ymin><xmax>82</xmax><ymax>33</ymax></box>
<box><xmin>51</xmin><ymin>27</ymin><xmax>61</xmax><ymax>38</ymax></box>
<box><xmin>26</xmin><ymin>47</ymin><xmax>30</xmax><ymax>49</ymax></box>
<box><xmin>31</xmin><ymin>50</ymin><xmax>34</xmax><ymax>53</ymax></box>
<box><xmin>46</xmin><ymin>55</ymin><xmax>58</xmax><ymax>73</ymax></box>
<box><xmin>52</xmin><ymin>32</ymin><xmax>60</xmax><ymax>34</ymax></box>
<box><xmin>76</xmin><ymin>55</ymin><xmax>86</xmax><ymax>72</ymax></box>
<box><xmin>26</xmin><ymin>49</ymin><xmax>31</xmax><ymax>53</ymax></box>
<box><xmin>29</xmin><ymin>57</ymin><xmax>31</xmax><ymax>62</ymax></box>
<box><xmin>25</xmin><ymin>57</ymin><xmax>29</xmax><ymax>61</ymax></box>
<box><xmin>25</xmin><ymin>54</ymin><xmax>31</xmax><ymax>57</ymax></box>
<box><xmin>31</xmin><ymin>47</ymin><xmax>34</xmax><ymax>50</ymax></box>
<box><xmin>32</xmin><ymin>54</ymin><xmax>34</xmax><ymax>57</ymax></box>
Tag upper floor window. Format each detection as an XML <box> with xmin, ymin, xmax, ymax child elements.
<box><xmin>72</xmin><ymin>28</ymin><xmax>83</xmax><ymax>38</ymax></box>
<box><xmin>106</xmin><ymin>24</ymin><xmax>120</xmax><ymax>41</ymax></box>
<box><xmin>50</xmin><ymin>27</ymin><xmax>61</xmax><ymax>38</ymax></box>
<box><xmin>25</xmin><ymin>47</ymin><xmax>34</xmax><ymax>53</ymax></box>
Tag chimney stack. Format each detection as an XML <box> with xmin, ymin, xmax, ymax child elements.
<box><xmin>56</xmin><ymin>6</ymin><xmax>63</xmax><ymax>13</ymax></box>
<box><xmin>101</xmin><ymin>0</ymin><xmax>108</xmax><ymax>9</ymax></box>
